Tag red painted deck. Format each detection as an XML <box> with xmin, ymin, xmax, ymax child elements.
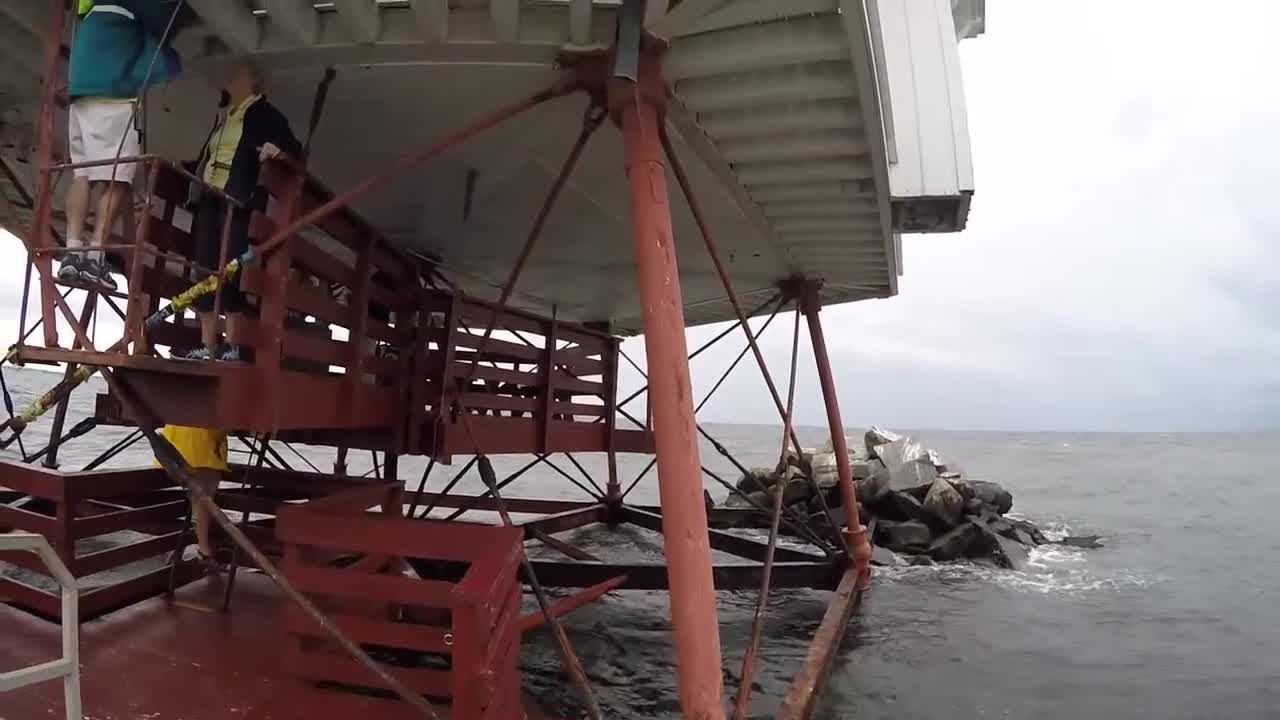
<box><xmin>0</xmin><ymin>573</ymin><xmax>555</xmax><ymax>720</ymax></box>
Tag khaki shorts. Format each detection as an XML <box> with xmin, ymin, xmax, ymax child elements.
<box><xmin>68</xmin><ymin>99</ymin><xmax>140</xmax><ymax>183</ymax></box>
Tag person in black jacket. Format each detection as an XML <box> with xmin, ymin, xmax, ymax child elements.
<box><xmin>185</xmin><ymin>59</ymin><xmax>301</xmax><ymax>361</ymax></box>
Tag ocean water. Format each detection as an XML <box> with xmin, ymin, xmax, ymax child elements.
<box><xmin>2</xmin><ymin>366</ymin><xmax>1278</xmax><ymax>718</ymax></box>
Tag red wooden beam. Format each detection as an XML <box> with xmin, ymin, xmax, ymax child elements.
<box><xmin>517</xmin><ymin>575</ymin><xmax>626</xmax><ymax>634</ymax></box>
<box><xmin>777</xmin><ymin>568</ymin><xmax>864</xmax><ymax>720</ymax></box>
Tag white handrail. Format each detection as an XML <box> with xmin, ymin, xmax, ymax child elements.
<box><xmin>0</xmin><ymin>532</ymin><xmax>82</xmax><ymax>719</ymax></box>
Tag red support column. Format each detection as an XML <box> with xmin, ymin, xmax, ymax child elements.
<box><xmin>609</xmin><ymin>53</ymin><xmax>726</xmax><ymax>720</ymax></box>
<box><xmin>30</xmin><ymin>0</ymin><xmax>68</xmax><ymax>348</ymax></box>
<box><xmin>800</xmin><ymin>282</ymin><xmax>873</xmax><ymax>591</ymax></box>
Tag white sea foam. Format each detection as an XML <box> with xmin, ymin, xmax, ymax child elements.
<box><xmin>874</xmin><ymin>540</ymin><xmax>1155</xmax><ymax>596</ymax></box>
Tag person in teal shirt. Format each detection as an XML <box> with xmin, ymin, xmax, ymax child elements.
<box><xmin>60</xmin><ymin>1</ymin><xmax>182</xmax><ymax>291</ymax></box>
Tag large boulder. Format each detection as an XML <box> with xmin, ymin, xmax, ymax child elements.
<box><xmin>851</xmin><ymin>460</ymin><xmax>876</xmax><ymax>480</ymax></box>
<box><xmin>880</xmin><ymin>490</ymin><xmax>932</xmax><ymax>524</ymax></box>
<box><xmin>928</xmin><ymin>522</ymin><xmax>981</xmax><ymax>561</ymax></box>
<box><xmin>878</xmin><ymin>519</ymin><xmax>932</xmax><ymax>550</ymax></box>
<box><xmin>888</xmin><ymin>461</ymin><xmax>939</xmax><ymax>496</ymax></box>
<box><xmin>954</xmin><ymin>480</ymin><xmax>1013</xmax><ymax>515</ymax></box>
<box><xmin>864</xmin><ymin>427</ymin><xmax>902</xmax><ymax>458</ymax></box>
<box><xmin>736</xmin><ymin>467</ymin><xmax>776</xmax><ymax>494</ymax></box>
<box><xmin>743</xmin><ymin>490</ymin><xmax>769</xmax><ymax>510</ymax></box>
<box><xmin>780</xmin><ymin>478</ymin><xmax>812</xmax><ymax>507</ymax></box>
<box><xmin>1009</xmin><ymin>518</ymin><xmax>1048</xmax><ymax>545</ymax></box>
<box><xmin>922</xmin><ymin>477</ymin><xmax>964</xmax><ymax>527</ymax></box>
<box><xmin>810</xmin><ymin>452</ymin><xmax>840</xmax><ymax>488</ymax></box>
<box><xmin>977</xmin><ymin>527</ymin><xmax>1029</xmax><ymax>570</ymax></box>
<box><xmin>871</xmin><ymin>545</ymin><xmax>903</xmax><ymax>567</ymax></box>
<box><xmin>781</xmin><ymin>448</ymin><xmax>808</xmax><ymax>474</ymax></box>
<box><xmin>807</xmin><ymin>501</ymin><xmax>848</xmax><ymax>536</ymax></box>
<box><xmin>855</xmin><ymin>461</ymin><xmax>889</xmax><ymax>502</ymax></box>
<box><xmin>874</xmin><ymin>438</ymin><xmax>937</xmax><ymax>496</ymax></box>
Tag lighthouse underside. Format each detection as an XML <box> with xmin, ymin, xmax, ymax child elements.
<box><xmin>0</xmin><ymin>0</ymin><xmax>981</xmax><ymax>332</ymax></box>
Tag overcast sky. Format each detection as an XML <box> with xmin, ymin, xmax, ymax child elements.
<box><xmin>621</xmin><ymin>0</ymin><xmax>1280</xmax><ymax>432</ymax></box>
<box><xmin>3</xmin><ymin>1</ymin><xmax>1278</xmax><ymax>432</ymax></box>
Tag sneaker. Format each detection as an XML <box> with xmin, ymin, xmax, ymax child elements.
<box><xmin>181</xmin><ymin>346</ymin><xmax>213</xmax><ymax>361</ymax></box>
<box><xmin>79</xmin><ymin>259</ymin><xmax>118</xmax><ymax>293</ymax></box>
<box><xmin>217</xmin><ymin>344</ymin><xmax>241</xmax><ymax>362</ymax></box>
<box><xmin>196</xmin><ymin>549</ymin><xmax>226</xmax><ymax>576</ymax></box>
<box><xmin>57</xmin><ymin>253</ymin><xmax>82</xmax><ymax>282</ymax></box>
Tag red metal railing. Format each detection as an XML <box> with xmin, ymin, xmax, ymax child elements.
<box><xmin>12</xmin><ymin>150</ymin><xmax>649</xmax><ymax>456</ymax></box>
<box><xmin>276</xmin><ymin>483</ymin><xmax>523</xmax><ymax>718</ymax></box>
<box><xmin>0</xmin><ymin>459</ymin><xmax>382</xmax><ymax>621</ymax></box>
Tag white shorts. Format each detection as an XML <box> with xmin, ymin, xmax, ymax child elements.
<box><xmin>68</xmin><ymin>99</ymin><xmax>140</xmax><ymax>183</ymax></box>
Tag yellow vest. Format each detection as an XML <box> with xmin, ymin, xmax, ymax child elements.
<box><xmin>157</xmin><ymin>425</ymin><xmax>228</xmax><ymax>471</ymax></box>
<box><xmin>202</xmin><ymin>94</ymin><xmax>261</xmax><ymax>191</ymax></box>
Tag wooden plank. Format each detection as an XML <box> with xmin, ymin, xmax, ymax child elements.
<box><xmin>480</xmin><ymin>584</ymin><xmax>520</xmax><ymax>671</ymax></box>
<box><xmin>557</xmin><ymin>356</ymin><xmax>605</xmax><ymax>377</ymax></box>
<box><xmin>452</xmin><ymin>331</ymin><xmax>542</xmax><ymax>363</ymax></box>
<box><xmin>551</xmin><ymin>370</ymin><xmax>602</xmax><ymax>395</ymax></box>
<box><xmin>280</xmin><ymin>558</ymin><xmax>457</xmax><ymax>609</ymax></box>
<box><xmin>456</xmin><ymin>540</ymin><xmax>522</xmax><ymax>630</ymax></box>
<box><xmin>284</xmin><ymin>644</ymin><xmax>453</xmax><ymax>698</ymax></box>
<box><xmin>146</xmin><ymin>217</ymin><xmax>195</xmax><ymax>257</ymax></box>
<box><xmin>217</xmin><ymin>492</ymin><xmax>287</xmax><ymax>516</ymax></box>
<box><xmin>299</xmin><ymin>481</ymin><xmax>397</xmax><ymax>514</ymax></box>
<box><xmin>145</xmin><ymin>317</ymin><xmax>202</xmax><ymax>351</ymax></box>
<box><xmin>777</xmin><ymin>568</ymin><xmax>863</xmax><ymax>720</ymax></box>
<box><xmin>0</xmin><ymin>548</ymin><xmax>57</xmax><ymax>576</ymax></box>
<box><xmin>458</xmin><ymin>393</ymin><xmax>539</xmax><ymax>414</ymax></box>
<box><xmin>283</xmin><ymin>605</ymin><xmax>452</xmax><ymax>654</ymax></box>
<box><xmin>0</xmin><ymin>459</ymin><xmax>65</xmax><ymax>499</ymax></box>
<box><xmin>276</xmin><ymin>510</ymin><xmax>503</xmax><ymax>562</ymax></box>
<box><xmin>286</xmin><ymin>329</ymin><xmax>350</xmax><ymax>368</ymax></box>
<box><xmin>614</xmin><ymin>428</ymin><xmax>654</xmax><ymax>454</ymax></box>
<box><xmin>457</xmin><ymin>295</ymin><xmax>612</xmax><ymax>343</ymax></box>
<box><xmin>64</xmin><ymin>467</ymin><xmax>174</xmax><ymax>499</ymax></box>
<box><xmin>553</xmin><ymin>401</ymin><xmax>606</xmax><ymax>418</ymax></box>
<box><xmin>241</xmin><ymin>265</ymin><xmax>399</xmax><ymax>343</ymax></box>
<box><xmin>458</xmin><ymin>305</ymin><xmax>548</xmax><ymax>338</ymax></box>
<box><xmin>452</xmin><ymin>361</ymin><xmax>542</xmax><ymax>388</ymax></box>
<box><xmin>250</xmin><ymin>213</ymin><xmax>400</xmax><ymax>310</ymax></box>
<box><xmin>517</xmin><ymin>575</ymin><xmax>626</xmax><ymax>634</ymax></box>
<box><xmin>71</xmin><ymin>499</ymin><xmax>186</xmax><ymax>537</ymax></box>
<box><xmin>229</xmin><ymin>316</ymin><xmax>347</xmax><ymax>367</ymax></box>
<box><xmin>0</xmin><ymin>576</ymin><xmax>60</xmax><ymax>618</ymax></box>
<box><xmin>556</xmin><ymin>344</ymin><xmax>606</xmax><ymax>365</ymax></box>
<box><xmin>439</xmin><ymin>417</ymin><xmax>616</xmax><ymax>456</ymax></box>
<box><xmin>79</xmin><ymin>561</ymin><xmax>203</xmax><ymax>618</ymax></box>
<box><xmin>74</xmin><ymin>531</ymin><xmax>182</xmax><ymax>577</ymax></box>
<box><xmin>0</xmin><ymin>504</ymin><xmax>56</xmax><ymax>537</ymax></box>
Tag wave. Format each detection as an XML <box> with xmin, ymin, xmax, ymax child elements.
<box><xmin>874</xmin><ymin>540</ymin><xmax>1156</xmax><ymax>597</ymax></box>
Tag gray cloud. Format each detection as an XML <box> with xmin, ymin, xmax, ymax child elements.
<box><xmin>625</xmin><ymin>0</ymin><xmax>1280</xmax><ymax>432</ymax></box>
